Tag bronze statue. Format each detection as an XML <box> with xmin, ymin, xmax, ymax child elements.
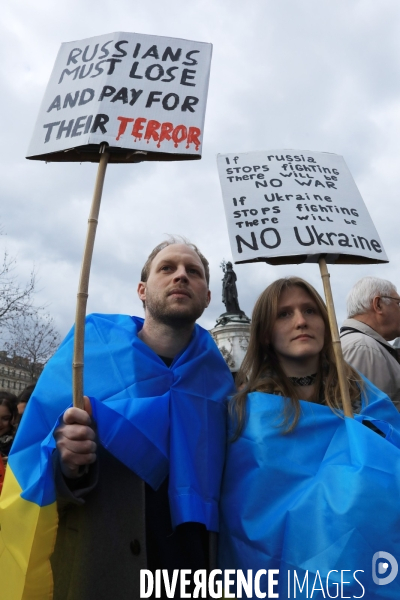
<box><xmin>222</xmin><ymin>262</ymin><xmax>242</xmax><ymax>314</ymax></box>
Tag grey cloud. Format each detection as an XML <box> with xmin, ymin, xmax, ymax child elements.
<box><xmin>1</xmin><ymin>0</ymin><xmax>400</xmax><ymax>341</ymax></box>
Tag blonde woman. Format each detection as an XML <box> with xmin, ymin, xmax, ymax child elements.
<box><xmin>219</xmin><ymin>277</ymin><xmax>400</xmax><ymax>599</ymax></box>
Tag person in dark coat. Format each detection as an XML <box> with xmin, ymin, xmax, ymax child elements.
<box><xmin>0</xmin><ymin>393</ymin><xmax>17</xmax><ymax>458</ymax></box>
<box><xmin>16</xmin><ymin>384</ymin><xmax>35</xmax><ymax>425</ymax></box>
<box><xmin>50</xmin><ymin>238</ymin><xmax>234</xmax><ymax>600</ymax></box>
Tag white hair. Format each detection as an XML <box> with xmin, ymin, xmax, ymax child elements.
<box><xmin>346</xmin><ymin>276</ymin><xmax>397</xmax><ymax>318</ymax></box>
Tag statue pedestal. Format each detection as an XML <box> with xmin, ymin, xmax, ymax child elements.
<box><xmin>210</xmin><ymin>313</ymin><xmax>251</xmax><ymax>374</ymax></box>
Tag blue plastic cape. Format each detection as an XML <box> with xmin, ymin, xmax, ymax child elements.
<box><xmin>219</xmin><ymin>380</ymin><xmax>400</xmax><ymax>598</ymax></box>
<box><xmin>9</xmin><ymin>313</ymin><xmax>234</xmax><ymax>530</ymax></box>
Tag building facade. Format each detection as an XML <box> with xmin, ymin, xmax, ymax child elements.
<box><xmin>0</xmin><ymin>351</ymin><xmax>41</xmax><ymax>394</ymax></box>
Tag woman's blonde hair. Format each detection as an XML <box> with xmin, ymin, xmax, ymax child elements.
<box><xmin>231</xmin><ymin>277</ymin><xmax>362</xmax><ymax>439</ymax></box>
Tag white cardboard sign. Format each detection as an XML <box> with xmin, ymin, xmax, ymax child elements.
<box><xmin>217</xmin><ymin>150</ymin><xmax>388</xmax><ymax>265</ymax></box>
<box><xmin>27</xmin><ymin>32</ymin><xmax>212</xmax><ymax>162</ymax></box>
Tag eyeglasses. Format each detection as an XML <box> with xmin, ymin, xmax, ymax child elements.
<box><xmin>380</xmin><ymin>296</ymin><xmax>400</xmax><ymax>307</ymax></box>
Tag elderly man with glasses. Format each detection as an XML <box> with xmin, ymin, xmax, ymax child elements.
<box><xmin>341</xmin><ymin>276</ymin><xmax>400</xmax><ymax>410</ymax></box>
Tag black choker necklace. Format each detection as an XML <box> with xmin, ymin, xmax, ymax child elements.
<box><xmin>289</xmin><ymin>373</ymin><xmax>317</xmax><ymax>386</ymax></box>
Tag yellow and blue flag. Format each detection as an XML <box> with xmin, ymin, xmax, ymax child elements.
<box><xmin>0</xmin><ymin>313</ymin><xmax>234</xmax><ymax>600</ymax></box>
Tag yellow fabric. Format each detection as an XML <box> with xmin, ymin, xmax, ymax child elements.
<box><xmin>0</xmin><ymin>467</ymin><xmax>58</xmax><ymax>600</ymax></box>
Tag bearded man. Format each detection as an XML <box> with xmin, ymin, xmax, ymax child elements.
<box><xmin>4</xmin><ymin>238</ymin><xmax>233</xmax><ymax>600</ymax></box>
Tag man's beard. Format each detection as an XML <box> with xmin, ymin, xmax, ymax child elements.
<box><xmin>145</xmin><ymin>293</ymin><xmax>205</xmax><ymax>328</ymax></box>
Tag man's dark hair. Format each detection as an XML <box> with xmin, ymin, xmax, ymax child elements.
<box><xmin>140</xmin><ymin>236</ymin><xmax>210</xmax><ymax>286</ymax></box>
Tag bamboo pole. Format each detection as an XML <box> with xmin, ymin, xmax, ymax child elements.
<box><xmin>72</xmin><ymin>144</ymin><xmax>110</xmax><ymax>408</ymax></box>
<box><xmin>318</xmin><ymin>256</ymin><xmax>353</xmax><ymax>418</ymax></box>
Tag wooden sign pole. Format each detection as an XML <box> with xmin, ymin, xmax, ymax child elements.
<box><xmin>318</xmin><ymin>256</ymin><xmax>353</xmax><ymax>418</ymax></box>
<box><xmin>72</xmin><ymin>143</ymin><xmax>110</xmax><ymax>409</ymax></box>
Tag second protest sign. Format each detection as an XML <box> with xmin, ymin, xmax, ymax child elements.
<box><xmin>217</xmin><ymin>150</ymin><xmax>387</xmax><ymax>265</ymax></box>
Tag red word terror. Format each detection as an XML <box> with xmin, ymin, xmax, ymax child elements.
<box><xmin>116</xmin><ymin>116</ymin><xmax>201</xmax><ymax>151</ymax></box>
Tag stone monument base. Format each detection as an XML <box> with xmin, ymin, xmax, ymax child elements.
<box><xmin>210</xmin><ymin>312</ymin><xmax>251</xmax><ymax>374</ymax></box>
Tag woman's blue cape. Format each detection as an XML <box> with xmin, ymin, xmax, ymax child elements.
<box><xmin>219</xmin><ymin>381</ymin><xmax>400</xmax><ymax>598</ymax></box>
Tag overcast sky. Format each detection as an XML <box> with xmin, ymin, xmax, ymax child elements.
<box><xmin>2</xmin><ymin>0</ymin><xmax>400</xmax><ymax>341</ymax></box>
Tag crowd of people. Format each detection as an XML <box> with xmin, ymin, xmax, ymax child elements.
<box><xmin>0</xmin><ymin>384</ymin><xmax>35</xmax><ymax>493</ymax></box>
<box><xmin>0</xmin><ymin>385</ymin><xmax>35</xmax><ymax>455</ymax></box>
<box><xmin>1</xmin><ymin>239</ymin><xmax>400</xmax><ymax>599</ymax></box>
